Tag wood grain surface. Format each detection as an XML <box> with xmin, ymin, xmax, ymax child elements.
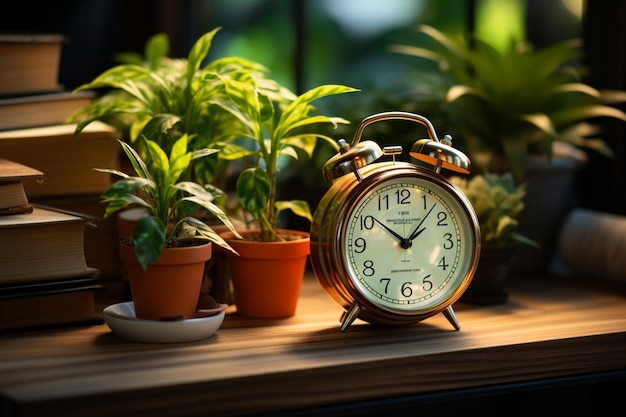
<box><xmin>1</xmin><ymin>272</ymin><xmax>625</xmax><ymax>416</ymax></box>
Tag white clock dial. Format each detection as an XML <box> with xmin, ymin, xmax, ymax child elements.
<box><xmin>343</xmin><ymin>176</ymin><xmax>473</xmax><ymax>313</ymax></box>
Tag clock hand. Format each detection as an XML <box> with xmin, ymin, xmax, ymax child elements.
<box><xmin>372</xmin><ymin>217</ymin><xmax>416</xmax><ymax>249</ymax></box>
<box><xmin>372</xmin><ymin>217</ymin><xmax>404</xmax><ymax>243</ymax></box>
<box><xmin>407</xmin><ymin>203</ymin><xmax>436</xmax><ymax>242</ymax></box>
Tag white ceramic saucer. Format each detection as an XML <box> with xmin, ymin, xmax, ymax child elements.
<box><xmin>103</xmin><ymin>301</ymin><xmax>226</xmax><ymax>343</ymax></box>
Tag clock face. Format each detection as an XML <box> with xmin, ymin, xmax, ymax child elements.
<box><xmin>342</xmin><ymin>175</ymin><xmax>476</xmax><ymax>314</ymax></box>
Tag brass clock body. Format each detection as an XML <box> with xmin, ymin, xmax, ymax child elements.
<box><xmin>309</xmin><ymin>112</ymin><xmax>481</xmax><ymax>331</ymax></box>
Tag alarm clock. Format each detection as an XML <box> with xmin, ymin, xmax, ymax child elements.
<box><xmin>310</xmin><ymin>112</ymin><xmax>480</xmax><ymax>332</ymax></box>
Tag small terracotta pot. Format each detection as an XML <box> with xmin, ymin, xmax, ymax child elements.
<box><xmin>221</xmin><ymin>229</ymin><xmax>310</xmax><ymax>318</ymax></box>
<box><xmin>120</xmin><ymin>242</ymin><xmax>212</xmax><ymax>320</ymax></box>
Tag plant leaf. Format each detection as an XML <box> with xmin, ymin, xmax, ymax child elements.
<box><xmin>186</xmin><ymin>27</ymin><xmax>221</xmax><ymax>81</ymax></box>
<box><xmin>144</xmin><ymin>33</ymin><xmax>169</xmax><ymax>70</ymax></box>
<box><xmin>101</xmin><ymin>177</ymin><xmax>154</xmax><ymax>200</ymax></box>
<box><xmin>179</xmin><ymin>217</ymin><xmax>238</xmax><ymax>254</ymax></box>
<box><xmin>275</xmin><ymin>200</ymin><xmax>312</xmax><ymax>222</ymax></box>
<box><xmin>236</xmin><ymin>167</ymin><xmax>270</xmax><ymax>219</ymax></box>
<box><xmin>133</xmin><ymin>216</ymin><xmax>167</xmax><ymax>270</ymax></box>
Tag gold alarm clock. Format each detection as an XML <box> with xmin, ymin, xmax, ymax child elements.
<box><xmin>310</xmin><ymin>112</ymin><xmax>480</xmax><ymax>332</ymax></box>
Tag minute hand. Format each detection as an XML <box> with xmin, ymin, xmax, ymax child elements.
<box><xmin>408</xmin><ymin>203</ymin><xmax>436</xmax><ymax>241</ymax></box>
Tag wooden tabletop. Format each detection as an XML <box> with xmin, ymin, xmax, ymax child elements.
<box><xmin>1</xmin><ymin>271</ymin><xmax>626</xmax><ymax>417</ymax></box>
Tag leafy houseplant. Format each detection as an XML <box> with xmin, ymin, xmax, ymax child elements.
<box><xmin>391</xmin><ymin>25</ymin><xmax>626</xmax><ymax>181</ymax></box>
<box><xmin>99</xmin><ymin>134</ymin><xmax>240</xmax><ymax>269</ymax></box>
<box><xmin>71</xmin><ymin>25</ymin><xmax>359</xmax><ymax>317</ymax></box>
<box><xmin>220</xmin><ymin>81</ymin><xmax>359</xmax><ymax>242</ymax></box>
<box><xmin>215</xmin><ymin>80</ymin><xmax>358</xmax><ymax>318</ymax></box>
<box><xmin>71</xmin><ymin>27</ymin><xmax>272</xmax><ymax>190</ymax></box>
<box><xmin>450</xmin><ymin>172</ymin><xmax>537</xmax><ymax>304</ymax></box>
<box><xmin>69</xmin><ymin>27</ymin><xmax>286</xmax><ymax>304</ymax></box>
<box><xmin>97</xmin><ymin>133</ymin><xmax>241</xmax><ymax>320</ymax></box>
<box><xmin>449</xmin><ymin>173</ymin><xmax>536</xmax><ymax>248</ymax></box>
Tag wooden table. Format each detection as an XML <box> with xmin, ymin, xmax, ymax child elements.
<box><xmin>1</xmin><ymin>271</ymin><xmax>626</xmax><ymax>417</ymax></box>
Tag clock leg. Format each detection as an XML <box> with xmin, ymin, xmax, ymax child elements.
<box><xmin>340</xmin><ymin>303</ymin><xmax>361</xmax><ymax>332</ymax></box>
<box><xmin>442</xmin><ymin>306</ymin><xmax>461</xmax><ymax>330</ymax></box>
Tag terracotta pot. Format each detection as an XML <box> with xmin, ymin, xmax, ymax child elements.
<box><xmin>120</xmin><ymin>241</ymin><xmax>212</xmax><ymax>320</ymax></box>
<box><xmin>461</xmin><ymin>242</ymin><xmax>518</xmax><ymax>305</ymax></box>
<box><xmin>221</xmin><ymin>229</ymin><xmax>310</xmax><ymax>318</ymax></box>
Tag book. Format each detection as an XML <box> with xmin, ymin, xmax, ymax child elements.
<box><xmin>33</xmin><ymin>194</ymin><xmax>123</xmax><ymax>278</ymax></box>
<box><xmin>0</xmin><ymin>121</ymin><xmax>121</xmax><ymax>198</ymax></box>
<box><xmin>0</xmin><ymin>33</ymin><xmax>66</xmax><ymax>96</ymax></box>
<box><xmin>0</xmin><ymin>205</ymin><xmax>99</xmax><ymax>284</ymax></box>
<box><xmin>0</xmin><ymin>90</ymin><xmax>95</xmax><ymax>131</ymax></box>
<box><xmin>0</xmin><ymin>158</ymin><xmax>45</xmax><ymax>215</ymax></box>
<box><xmin>0</xmin><ymin>275</ymin><xmax>103</xmax><ymax>331</ymax></box>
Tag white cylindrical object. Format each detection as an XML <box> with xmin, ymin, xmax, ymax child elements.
<box><xmin>558</xmin><ymin>209</ymin><xmax>626</xmax><ymax>283</ymax></box>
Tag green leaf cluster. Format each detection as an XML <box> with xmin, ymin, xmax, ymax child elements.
<box><xmin>98</xmin><ymin>134</ymin><xmax>241</xmax><ymax>270</ymax></box>
<box><xmin>391</xmin><ymin>25</ymin><xmax>626</xmax><ymax>181</ymax></box>
<box><xmin>219</xmin><ymin>80</ymin><xmax>359</xmax><ymax>241</ymax></box>
<box><xmin>71</xmin><ymin>27</ymin><xmax>270</xmax><ymax>187</ymax></box>
<box><xmin>72</xmin><ymin>26</ymin><xmax>359</xmax><ymax>246</ymax></box>
<box><xmin>450</xmin><ymin>173</ymin><xmax>537</xmax><ymax>247</ymax></box>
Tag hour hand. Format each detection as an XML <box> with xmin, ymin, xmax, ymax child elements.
<box><xmin>408</xmin><ymin>226</ymin><xmax>426</xmax><ymax>242</ymax></box>
<box><xmin>372</xmin><ymin>217</ymin><xmax>404</xmax><ymax>243</ymax></box>
<box><xmin>407</xmin><ymin>203</ymin><xmax>436</xmax><ymax>242</ymax></box>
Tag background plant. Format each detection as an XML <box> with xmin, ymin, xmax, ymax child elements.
<box><xmin>450</xmin><ymin>173</ymin><xmax>537</xmax><ymax>247</ymax></box>
<box><xmin>391</xmin><ymin>25</ymin><xmax>626</xmax><ymax>181</ymax></box>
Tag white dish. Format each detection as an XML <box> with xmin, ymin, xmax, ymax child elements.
<box><xmin>103</xmin><ymin>301</ymin><xmax>226</xmax><ymax>343</ymax></box>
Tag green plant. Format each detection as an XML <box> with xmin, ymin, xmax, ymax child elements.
<box><xmin>98</xmin><ymin>133</ymin><xmax>241</xmax><ymax>269</ymax></box>
<box><xmin>71</xmin><ymin>27</ymin><xmax>359</xmax><ymax>243</ymax></box>
<box><xmin>391</xmin><ymin>25</ymin><xmax>626</xmax><ymax>181</ymax></box>
<box><xmin>71</xmin><ymin>27</ymin><xmax>271</xmax><ymax>188</ymax></box>
<box><xmin>450</xmin><ymin>173</ymin><xmax>537</xmax><ymax>247</ymax></box>
<box><xmin>219</xmin><ymin>81</ymin><xmax>359</xmax><ymax>242</ymax></box>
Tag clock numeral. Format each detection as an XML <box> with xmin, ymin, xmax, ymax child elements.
<box><xmin>401</xmin><ymin>282</ymin><xmax>413</xmax><ymax>298</ymax></box>
<box><xmin>422</xmin><ymin>194</ymin><xmax>427</xmax><ymax>210</ymax></box>
<box><xmin>354</xmin><ymin>237</ymin><xmax>366</xmax><ymax>253</ymax></box>
<box><xmin>380</xmin><ymin>278</ymin><xmax>390</xmax><ymax>293</ymax></box>
<box><xmin>443</xmin><ymin>232</ymin><xmax>454</xmax><ymax>249</ymax></box>
<box><xmin>378</xmin><ymin>194</ymin><xmax>389</xmax><ymax>211</ymax></box>
<box><xmin>437</xmin><ymin>211</ymin><xmax>448</xmax><ymax>226</ymax></box>
<box><xmin>438</xmin><ymin>256</ymin><xmax>449</xmax><ymax>270</ymax></box>
<box><xmin>362</xmin><ymin>260</ymin><xmax>375</xmax><ymax>277</ymax></box>
<box><xmin>422</xmin><ymin>274</ymin><xmax>433</xmax><ymax>291</ymax></box>
<box><xmin>360</xmin><ymin>215</ymin><xmax>375</xmax><ymax>230</ymax></box>
<box><xmin>378</xmin><ymin>189</ymin><xmax>412</xmax><ymax>211</ymax></box>
<box><xmin>395</xmin><ymin>189</ymin><xmax>411</xmax><ymax>205</ymax></box>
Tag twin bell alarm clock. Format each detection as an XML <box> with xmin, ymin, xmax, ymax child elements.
<box><xmin>310</xmin><ymin>111</ymin><xmax>481</xmax><ymax>332</ymax></box>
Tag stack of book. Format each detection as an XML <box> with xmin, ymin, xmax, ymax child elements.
<box><xmin>0</xmin><ymin>33</ymin><xmax>122</xmax><ymax>277</ymax></box>
<box><xmin>0</xmin><ymin>158</ymin><xmax>102</xmax><ymax>331</ymax></box>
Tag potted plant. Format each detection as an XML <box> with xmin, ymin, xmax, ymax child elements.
<box><xmin>71</xmin><ymin>27</ymin><xmax>359</xmax><ymax>317</ymax></box>
<box><xmin>71</xmin><ymin>28</ymin><xmax>274</xmax><ymax>303</ymax></box>
<box><xmin>97</xmin><ymin>132</ymin><xmax>241</xmax><ymax>321</ymax></box>
<box><xmin>216</xmin><ymin>78</ymin><xmax>359</xmax><ymax>317</ymax></box>
<box><xmin>449</xmin><ymin>172</ymin><xmax>537</xmax><ymax>304</ymax></box>
<box><xmin>391</xmin><ymin>25</ymin><xmax>626</xmax><ymax>272</ymax></box>
<box><xmin>391</xmin><ymin>24</ymin><xmax>626</xmax><ymax>180</ymax></box>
